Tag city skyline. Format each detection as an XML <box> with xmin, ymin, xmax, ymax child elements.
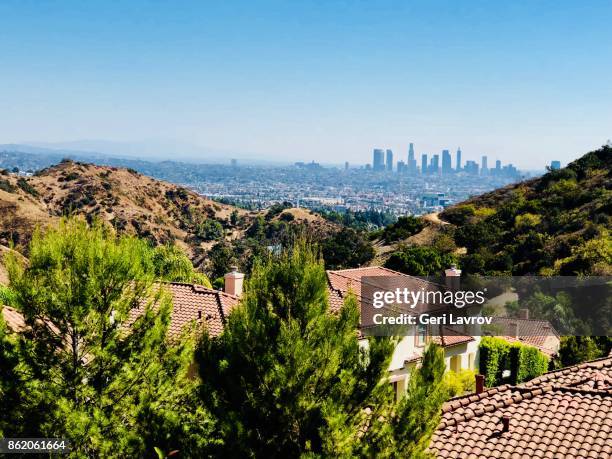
<box><xmin>1</xmin><ymin>1</ymin><xmax>611</xmax><ymax>168</ymax></box>
<box><xmin>369</xmin><ymin>145</ymin><xmax>524</xmax><ymax>175</ymax></box>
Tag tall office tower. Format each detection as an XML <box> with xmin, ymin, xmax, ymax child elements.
<box><xmin>481</xmin><ymin>155</ymin><xmax>489</xmax><ymax>176</ymax></box>
<box><xmin>456</xmin><ymin>148</ymin><xmax>462</xmax><ymax>171</ymax></box>
<box><xmin>495</xmin><ymin>159</ymin><xmax>501</xmax><ymax>173</ymax></box>
<box><xmin>386</xmin><ymin>149</ymin><xmax>394</xmax><ymax>172</ymax></box>
<box><xmin>373</xmin><ymin>149</ymin><xmax>385</xmax><ymax>171</ymax></box>
<box><xmin>397</xmin><ymin>160</ymin><xmax>406</xmax><ymax>173</ymax></box>
<box><xmin>408</xmin><ymin>143</ymin><xmax>417</xmax><ymax>174</ymax></box>
<box><xmin>408</xmin><ymin>143</ymin><xmax>415</xmax><ymax>162</ymax></box>
<box><xmin>442</xmin><ymin>149</ymin><xmax>452</xmax><ymax>174</ymax></box>
<box><xmin>345</xmin><ymin>161</ymin><xmax>349</xmax><ymax>170</ymax></box>
<box><xmin>421</xmin><ymin>154</ymin><xmax>428</xmax><ymax>174</ymax></box>
<box><xmin>430</xmin><ymin>154</ymin><xmax>440</xmax><ymax>174</ymax></box>
<box><xmin>550</xmin><ymin>160</ymin><xmax>561</xmax><ymax>170</ymax></box>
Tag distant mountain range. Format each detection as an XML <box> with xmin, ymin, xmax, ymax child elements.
<box><xmin>0</xmin><ymin>142</ymin><xmax>291</xmax><ymax>166</ymax></box>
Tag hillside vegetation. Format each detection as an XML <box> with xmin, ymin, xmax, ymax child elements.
<box><xmin>0</xmin><ymin>161</ymin><xmax>372</xmax><ymax>279</ymax></box>
<box><xmin>441</xmin><ymin>146</ymin><xmax>611</xmax><ymax>275</ymax></box>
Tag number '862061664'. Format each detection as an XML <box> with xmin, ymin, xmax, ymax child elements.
<box><xmin>0</xmin><ymin>438</ymin><xmax>70</xmax><ymax>454</ymax></box>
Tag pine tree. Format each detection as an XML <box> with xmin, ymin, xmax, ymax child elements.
<box><xmin>196</xmin><ymin>241</ymin><xmax>447</xmax><ymax>457</ymax></box>
<box><xmin>0</xmin><ymin>304</ymin><xmax>27</xmax><ymax>436</ymax></box>
<box><xmin>3</xmin><ymin>218</ymin><xmax>215</xmax><ymax>457</ymax></box>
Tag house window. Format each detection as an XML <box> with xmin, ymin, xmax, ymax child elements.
<box><xmin>416</xmin><ymin>324</ymin><xmax>427</xmax><ymax>346</ymax></box>
<box><xmin>392</xmin><ymin>381</ymin><xmax>399</xmax><ymax>401</ymax></box>
<box><xmin>468</xmin><ymin>353</ymin><xmax>475</xmax><ymax>370</ymax></box>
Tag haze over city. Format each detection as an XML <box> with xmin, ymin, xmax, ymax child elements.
<box><xmin>1</xmin><ymin>1</ymin><xmax>611</xmax><ymax>168</ymax></box>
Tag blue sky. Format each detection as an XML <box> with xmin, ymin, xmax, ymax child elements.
<box><xmin>0</xmin><ymin>1</ymin><xmax>610</xmax><ymax>168</ymax></box>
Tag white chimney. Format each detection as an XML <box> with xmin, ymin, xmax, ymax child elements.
<box><xmin>224</xmin><ymin>266</ymin><xmax>244</xmax><ymax>297</ymax></box>
<box><xmin>444</xmin><ymin>264</ymin><xmax>461</xmax><ymax>291</ymax></box>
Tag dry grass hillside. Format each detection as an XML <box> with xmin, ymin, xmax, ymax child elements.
<box><xmin>0</xmin><ymin>160</ymin><xmax>254</xmax><ymax>261</ymax></box>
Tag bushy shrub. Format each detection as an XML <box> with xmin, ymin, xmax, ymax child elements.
<box><xmin>382</xmin><ymin>216</ymin><xmax>424</xmax><ymax>243</ymax></box>
<box><xmin>479</xmin><ymin>337</ymin><xmax>549</xmax><ymax>387</ymax></box>
<box><xmin>441</xmin><ymin>204</ymin><xmax>476</xmax><ymax>226</ymax></box>
<box><xmin>0</xmin><ymin>179</ymin><xmax>16</xmax><ymax>193</ymax></box>
<box><xmin>16</xmin><ymin>178</ymin><xmax>39</xmax><ymax>197</ymax></box>
<box><xmin>508</xmin><ymin>343</ymin><xmax>549</xmax><ymax>384</ymax></box>
<box><xmin>479</xmin><ymin>337</ymin><xmax>510</xmax><ymax>387</ymax></box>
<box><xmin>385</xmin><ymin>245</ymin><xmax>457</xmax><ymax>276</ymax></box>
<box><xmin>443</xmin><ymin>369</ymin><xmax>477</xmax><ymax>397</ymax></box>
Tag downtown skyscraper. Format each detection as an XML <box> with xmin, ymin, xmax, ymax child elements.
<box><xmin>373</xmin><ymin>149</ymin><xmax>385</xmax><ymax>171</ymax></box>
<box><xmin>442</xmin><ymin>149</ymin><xmax>452</xmax><ymax>174</ymax></box>
<box><xmin>456</xmin><ymin>148</ymin><xmax>462</xmax><ymax>171</ymax></box>
<box><xmin>386</xmin><ymin>149</ymin><xmax>394</xmax><ymax>172</ymax></box>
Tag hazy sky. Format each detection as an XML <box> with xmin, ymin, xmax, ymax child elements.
<box><xmin>1</xmin><ymin>1</ymin><xmax>610</xmax><ymax>169</ymax></box>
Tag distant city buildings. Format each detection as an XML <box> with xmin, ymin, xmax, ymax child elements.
<box><xmin>386</xmin><ymin>149</ymin><xmax>394</xmax><ymax>172</ymax></box>
<box><xmin>464</xmin><ymin>160</ymin><xmax>479</xmax><ymax>175</ymax></box>
<box><xmin>442</xmin><ymin>149</ymin><xmax>452</xmax><ymax>174</ymax></box>
<box><xmin>373</xmin><ymin>149</ymin><xmax>385</xmax><ymax>171</ymax></box>
<box><xmin>369</xmin><ymin>143</ymin><xmax>521</xmax><ymax>180</ymax></box>
<box><xmin>294</xmin><ymin>161</ymin><xmax>322</xmax><ymax>170</ymax></box>
<box><xmin>430</xmin><ymin>154</ymin><xmax>440</xmax><ymax>175</ymax></box>
<box><xmin>408</xmin><ymin>143</ymin><xmax>417</xmax><ymax>174</ymax></box>
<box><xmin>481</xmin><ymin>156</ymin><xmax>488</xmax><ymax>176</ymax></box>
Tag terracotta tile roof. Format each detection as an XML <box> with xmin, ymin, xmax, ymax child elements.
<box><xmin>432</xmin><ymin>326</ymin><xmax>475</xmax><ymax>347</ymax></box>
<box><xmin>135</xmin><ymin>282</ymin><xmax>239</xmax><ymax>338</ymax></box>
<box><xmin>326</xmin><ymin>267</ymin><xmax>439</xmax><ymax>313</ymax></box>
<box><xmin>430</xmin><ymin>356</ymin><xmax>612</xmax><ymax>458</ymax></box>
<box><xmin>491</xmin><ymin>317</ymin><xmax>560</xmax><ymax>356</ymax></box>
<box><xmin>1</xmin><ymin>283</ymin><xmax>239</xmax><ymax>339</ymax></box>
<box><xmin>326</xmin><ymin>267</ymin><xmax>473</xmax><ymax>347</ymax></box>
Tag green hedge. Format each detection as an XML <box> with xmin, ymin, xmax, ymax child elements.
<box><xmin>508</xmin><ymin>343</ymin><xmax>549</xmax><ymax>384</ymax></box>
<box><xmin>479</xmin><ymin>336</ymin><xmax>548</xmax><ymax>387</ymax></box>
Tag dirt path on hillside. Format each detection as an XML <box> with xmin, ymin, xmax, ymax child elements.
<box><xmin>422</xmin><ymin>212</ymin><xmax>448</xmax><ymax>225</ymax></box>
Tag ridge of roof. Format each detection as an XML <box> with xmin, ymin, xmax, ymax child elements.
<box><xmin>162</xmin><ymin>281</ymin><xmax>239</xmax><ymax>300</ymax></box>
<box><xmin>523</xmin><ymin>355</ymin><xmax>612</xmax><ymax>386</ymax></box>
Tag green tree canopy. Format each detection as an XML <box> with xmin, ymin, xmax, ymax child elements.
<box><xmin>152</xmin><ymin>242</ymin><xmax>211</xmax><ymax>286</ymax></box>
<box><xmin>3</xmin><ymin>218</ymin><xmax>215</xmax><ymax>457</ymax></box>
<box><xmin>321</xmin><ymin>227</ymin><xmax>375</xmax><ymax>269</ymax></box>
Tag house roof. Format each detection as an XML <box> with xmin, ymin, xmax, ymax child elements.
<box><xmin>430</xmin><ymin>356</ymin><xmax>612</xmax><ymax>458</ymax></box>
<box><xmin>327</xmin><ymin>267</ymin><xmax>474</xmax><ymax>347</ymax></box>
<box><xmin>2</xmin><ymin>283</ymin><xmax>239</xmax><ymax>339</ymax></box>
<box><xmin>326</xmin><ymin>266</ymin><xmax>441</xmax><ymax>313</ymax></box>
<box><xmin>491</xmin><ymin>317</ymin><xmax>560</xmax><ymax>356</ymax></box>
<box><xmin>132</xmin><ymin>282</ymin><xmax>239</xmax><ymax>338</ymax></box>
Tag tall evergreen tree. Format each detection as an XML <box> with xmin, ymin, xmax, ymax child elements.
<box><xmin>3</xmin><ymin>218</ymin><xmax>215</xmax><ymax>457</ymax></box>
<box><xmin>0</xmin><ymin>304</ymin><xmax>27</xmax><ymax>437</ymax></box>
<box><xmin>196</xmin><ymin>242</ymin><xmax>447</xmax><ymax>457</ymax></box>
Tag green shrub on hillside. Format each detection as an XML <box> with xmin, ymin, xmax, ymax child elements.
<box><xmin>442</xmin><ymin>146</ymin><xmax>612</xmax><ymax>277</ymax></box>
<box><xmin>382</xmin><ymin>216</ymin><xmax>425</xmax><ymax>243</ymax></box>
<box><xmin>385</xmin><ymin>245</ymin><xmax>457</xmax><ymax>276</ymax></box>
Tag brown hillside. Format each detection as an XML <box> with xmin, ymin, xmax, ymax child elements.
<box><xmin>0</xmin><ymin>161</ymin><xmax>253</xmax><ymax>261</ymax></box>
